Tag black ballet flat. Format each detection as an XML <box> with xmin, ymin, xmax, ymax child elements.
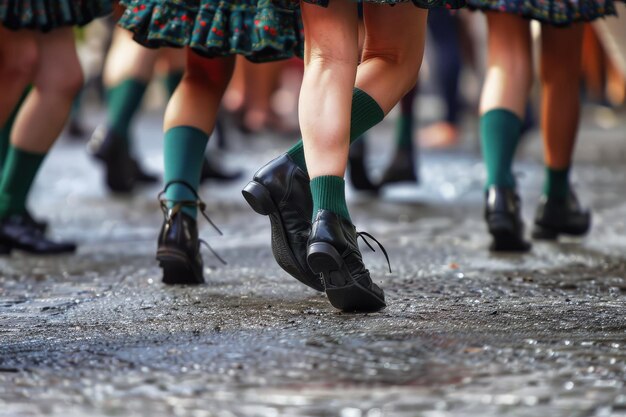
<box><xmin>157</xmin><ymin>181</ymin><xmax>224</xmax><ymax>285</ymax></box>
<box><xmin>379</xmin><ymin>148</ymin><xmax>418</xmax><ymax>186</ymax></box>
<box><xmin>242</xmin><ymin>154</ymin><xmax>324</xmax><ymax>292</ymax></box>
<box><xmin>307</xmin><ymin>209</ymin><xmax>388</xmax><ymax>312</ymax></box>
<box><xmin>0</xmin><ymin>214</ymin><xmax>76</xmax><ymax>255</ymax></box>
<box><xmin>532</xmin><ymin>190</ymin><xmax>591</xmax><ymax>240</ymax></box>
<box><xmin>485</xmin><ymin>186</ymin><xmax>531</xmax><ymax>252</ymax></box>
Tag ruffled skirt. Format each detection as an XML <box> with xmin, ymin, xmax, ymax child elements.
<box><xmin>467</xmin><ymin>0</ymin><xmax>623</xmax><ymax>25</ymax></box>
<box><xmin>118</xmin><ymin>0</ymin><xmax>304</xmax><ymax>62</ymax></box>
<box><xmin>0</xmin><ymin>0</ymin><xmax>112</xmax><ymax>31</ymax></box>
<box><xmin>303</xmin><ymin>0</ymin><xmax>465</xmax><ymax>10</ymax></box>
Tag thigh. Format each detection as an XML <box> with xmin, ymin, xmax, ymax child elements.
<box><xmin>361</xmin><ymin>3</ymin><xmax>428</xmax><ymax>62</ymax></box>
<box><xmin>33</xmin><ymin>27</ymin><xmax>82</xmax><ymax>88</ymax></box>
<box><xmin>300</xmin><ymin>0</ymin><xmax>359</xmax><ymax>66</ymax></box>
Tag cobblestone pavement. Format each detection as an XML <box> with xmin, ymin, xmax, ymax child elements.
<box><xmin>1</xmin><ymin>106</ymin><xmax>625</xmax><ymax>417</ymax></box>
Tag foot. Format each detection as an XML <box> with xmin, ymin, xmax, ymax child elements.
<box><xmin>307</xmin><ymin>209</ymin><xmax>387</xmax><ymax>312</ymax></box>
<box><xmin>22</xmin><ymin>210</ymin><xmax>47</xmax><ymax>233</ymax></box>
<box><xmin>379</xmin><ymin>149</ymin><xmax>418</xmax><ymax>186</ymax></box>
<box><xmin>532</xmin><ymin>190</ymin><xmax>591</xmax><ymax>240</ymax></box>
<box><xmin>200</xmin><ymin>156</ymin><xmax>243</xmax><ymax>183</ymax></box>
<box><xmin>348</xmin><ymin>142</ymin><xmax>379</xmax><ymax>193</ymax></box>
<box><xmin>0</xmin><ymin>214</ymin><xmax>76</xmax><ymax>255</ymax></box>
<box><xmin>242</xmin><ymin>154</ymin><xmax>324</xmax><ymax>292</ymax></box>
<box><xmin>485</xmin><ymin>186</ymin><xmax>531</xmax><ymax>252</ymax></box>
<box><xmin>156</xmin><ymin>181</ymin><xmax>223</xmax><ymax>285</ymax></box>
<box><xmin>418</xmin><ymin>122</ymin><xmax>459</xmax><ymax>149</ymax></box>
<box><xmin>131</xmin><ymin>158</ymin><xmax>159</xmax><ymax>184</ymax></box>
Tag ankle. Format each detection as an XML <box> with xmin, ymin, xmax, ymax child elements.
<box><xmin>310</xmin><ymin>175</ymin><xmax>351</xmax><ymax>222</ymax></box>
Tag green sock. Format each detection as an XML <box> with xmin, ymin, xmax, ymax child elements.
<box><xmin>395</xmin><ymin>114</ymin><xmax>413</xmax><ymax>150</ymax></box>
<box><xmin>543</xmin><ymin>167</ymin><xmax>570</xmax><ymax>200</ymax></box>
<box><xmin>0</xmin><ymin>146</ymin><xmax>45</xmax><ymax>218</ymax></box>
<box><xmin>163</xmin><ymin>71</ymin><xmax>184</xmax><ymax>98</ymax></box>
<box><xmin>0</xmin><ymin>87</ymin><xmax>31</xmax><ymax>171</ymax></box>
<box><xmin>286</xmin><ymin>88</ymin><xmax>384</xmax><ymax>174</ymax></box>
<box><xmin>310</xmin><ymin>175</ymin><xmax>350</xmax><ymax>221</ymax></box>
<box><xmin>106</xmin><ymin>78</ymin><xmax>148</xmax><ymax>147</ymax></box>
<box><xmin>163</xmin><ymin>126</ymin><xmax>209</xmax><ymax>218</ymax></box>
<box><xmin>480</xmin><ymin>108</ymin><xmax>523</xmax><ymax>189</ymax></box>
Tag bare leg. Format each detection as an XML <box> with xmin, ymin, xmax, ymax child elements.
<box><xmin>0</xmin><ymin>28</ymin><xmax>39</xmax><ymax>126</ymax></box>
<box><xmin>299</xmin><ymin>0</ymin><xmax>359</xmax><ymax>179</ymax></box>
<box><xmin>12</xmin><ymin>28</ymin><xmax>83</xmax><ymax>153</ymax></box>
<box><xmin>540</xmin><ymin>23</ymin><xmax>584</xmax><ymax>170</ymax></box>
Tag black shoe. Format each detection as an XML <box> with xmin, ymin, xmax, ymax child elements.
<box><xmin>379</xmin><ymin>148</ymin><xmax>418</xmax><ymax>186</ymax></box>
<box><xmin>532</xmin><ymin>191</ymin><xmax>591</xmax><ymax>240</ymax></box>
<box><xmin>130</xmin><ymin>158</ymin><xmax>159</xmax><ymax>184</ymax></box>
<box><xmin>242</xmin><ymin>154</ymin><xmax>324</xmax><ymax>292</ymax></box>
<box><xmin>0</xmin><ymin>214</ymin><xmax>76</xmax><ymax>255</ymax></box>
<box><xmin>156</xmin><ymin>181</ymin><xmax>224</xmax><ymax>285</ymax></box>
<box><xmin>88</xmin><ymin>126</ymin><xmax>136</xmax><ymax>193</ymax></box>
<box><xmin>307</xmin><ymin>209</ymin><xmax>388</xmax><ymax>312</ymax></box>
<box><xmin>200</xmin><ymin>156</ymin><xmax>243</xmax><ymax>183</ymax></box>
<box><xmin>348</xmin><ymin>140</ymin><xmax>379</xmax><ymax>193</ymax></box>
<box><xmin>22</xmin><ymin>210</ymin><xmax>47</xmax><ymax>233</ymax></box>
<box><xmin>485</xmin><ymin>186</ymin><xmax>531</xmax><ymax>252</ymax></box>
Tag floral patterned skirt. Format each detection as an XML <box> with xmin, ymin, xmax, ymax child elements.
<box><xmin>118</xmin><ymin>0</ymin><xmax>304</xmax><ymax>62</ymax></box>
<box><xmin>0</xmin><ymin>0</ymin><xmax>112</xmax><ymax>31</ymax></box>
<box><xmin>467</xmin><ymin>0</ymin><xmax>623</xmax><ymax>25</ymax></box>
<box><xmin>304</xmin><ymin>0</ymin><xmax>465</xmax><ymax>10</ymax></box>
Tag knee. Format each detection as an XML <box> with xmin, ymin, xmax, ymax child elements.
<box><xmin>362</xmin><ymin>45</ymin><xmax>422</xmax><ymax>94</ymax></box>
<box><xmin>184</xmin><ymin>55</ymin><xmax>234</xmax><ymax>94</ymax></box>
<box><xmin>0</xmin><ymin>39</ymin><xmax>39</xmax><ymax>85</ymax></box>
<box><xmin>40</xmin><ymin>63</ymin><xmax>84</xmax><ymax>98</ymax></box>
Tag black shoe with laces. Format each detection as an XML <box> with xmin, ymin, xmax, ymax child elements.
<box><xmin>307</xmin><ymin>209</ymin><xmax>388</xmax><ymax>312</ymax></box>
<box><xmin>200</xmin><ymin>156</ymin><xmax>243</xmax><ymax>183</ymax></box>
<box><xmin>532</xmin><ymin>190</ymin><xmax>591</xmax><ymax>240</ymax></box>
<box><xmin>242</xmin><ymin>154</ymin><xmax>324</xmax><ymax>292</ymax></box>
<box><xmin>485</xmin><ymin>186</ymin><xmax>531</xmax><ymax>252</ymax></box>
<box><xmin>0</xmin><ymin>213</ymin><xmax>76</xmax><ymax>255</ymax></box>
<box><xmin>156</xmin><ymin>181</ymin><xmax>224</xmax><ymax>285</ymax></box>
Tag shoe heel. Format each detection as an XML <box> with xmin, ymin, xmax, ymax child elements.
<box><xmin>242</xmin><ymin>181</ymin><xmax>275</xmax><ymax>215</ymax></box>
<box><xmin>307</xmin><ymin>242</ymin><xmax>343</xmax><ymax>278</ymax></box>
<box><xmin>157</xmin><ymin>248</ymin><xmax>204</xmax><ymax>285</ymax></box>
<box><xmin>532</xmin><ymin>225</ymin><xmax>559</xmax><ymax>241</ymax></box>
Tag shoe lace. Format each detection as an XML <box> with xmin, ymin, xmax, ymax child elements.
<box><xmin>158</xmin><ymin>180</ymin><xmax>226</xmax><ymax>265</ymax></box>
<box><xmin>356</xmin><ymin>231</ymin><xmax>392</xmax><ymax>273</ymax></box>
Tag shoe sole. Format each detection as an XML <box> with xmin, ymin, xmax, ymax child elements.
<box><xmin>157</xmin><ymin>247</ymin><xmax>204</xmax><ymax>285</ymax></box>
<box><xmin>532</xmin><ymin>223</ymin><xmax>591</xmax><ymax>241</ymax></box>
<box><xmin>242</xmin><ymin>180</ymin><xmax>324</xmax><ymax>292</ymax></box>
<box><xmin>307</xmin><ymin>242</ymin><xmax>386</xmax><ymax>313</ymax></box>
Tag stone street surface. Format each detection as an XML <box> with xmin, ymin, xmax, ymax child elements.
<box><xmin>1</xmin><ymin>105</ymin><xmax>626</xmax><ymax>417</ymax></box>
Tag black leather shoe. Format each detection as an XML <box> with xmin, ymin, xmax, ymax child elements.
<box><xmin>485</xmin><ymin>186</ymin><xmax>531</xmax><ymax>252</ymax></box>
<box><xmin>307</xmin><ymin>209</ymin><xmax>388</xmax><ymax>312</ymax></box>
<box><xmin>22</xmin><ymin>210</ymin><xmax>47</xmax><ymax>233</ymax></box>
<box><xmin>242</xmin><ymin>154</ymin><xmax>323</xmax><ymax>292</ymax></box>
<box><xmin>0</xmin><ymin>214</ymin><xmax>76</xmax><ymax>255</ymax></box>
<box><xmin>200</xmin><ymin>156</ymin><xmax>243</xmax><ymax>183</ymax></box>
<box><xmin>156</xmin><ymin>181</ymin><xmax>224</xmax><ymax>285</ymax></box>
<box><xmin>348</xmin><ymin>140</ymin><xmax>379</xmax><ymax>193</ymax></box>
<box><xmin>532</xmin><ymin>191</ymin><xmax>591</xmax><ymax>240</ymax></box>
<box><xmin>131</xmin><ymin>158</ymin><xmax>159</xmax><ymax>184</ymax></box>
<box><xmin>88</xmin><ymin>126</ymin><xmax>135</xmax><ymax>192</ymax></box>
<box><xmin>380</xmin><ymin>148</ymin><xmax>418</xmax><ymax>186</ymax></box>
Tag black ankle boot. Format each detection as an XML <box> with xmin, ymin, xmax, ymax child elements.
<box><xmin>242</xmin><ymin>154</ymin><xmax>323</xmax><ymax>292</ymax></box>
<box><xmin>307</xmin><ymin>209</ymin><xmax>388</xmax><ymax>312</ymax></box>
<box><xmin>532</xmin><ymin>190</ymin><xmax>591</xmax><ymax>240</ymax></box>
<box><xmin>379</xmin><ymin>148</ymin><xmax>418</xmax><ymax>186</ymax></box>
<box><xmin>200</xmin><ymin>156</ymin><xmax>243</xmax><ymax>183</ymax></box>
<box><xmin>0</xmin><ymin>214</ymin><xmax>76</xmax><ymax>255</ymax></box>
<box><xmin>156</xmin><ymin>181</ymin><xmax>224</xmax><ymax>285</ymax></box>
<box><xmin>347</xmin><ymin>140</ymin><xmax>379</xmax><ymax>193</ymax></box>
<box><xmin>485</xmin><ymin>186</ymin><xmax>531</xmax><ymax>252</ymax></box>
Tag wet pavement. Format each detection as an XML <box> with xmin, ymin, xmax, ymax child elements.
<box><xmin>1</xmin><ymin>104</ymin><xmax>626</xmax><ymax>417</ymax></box>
